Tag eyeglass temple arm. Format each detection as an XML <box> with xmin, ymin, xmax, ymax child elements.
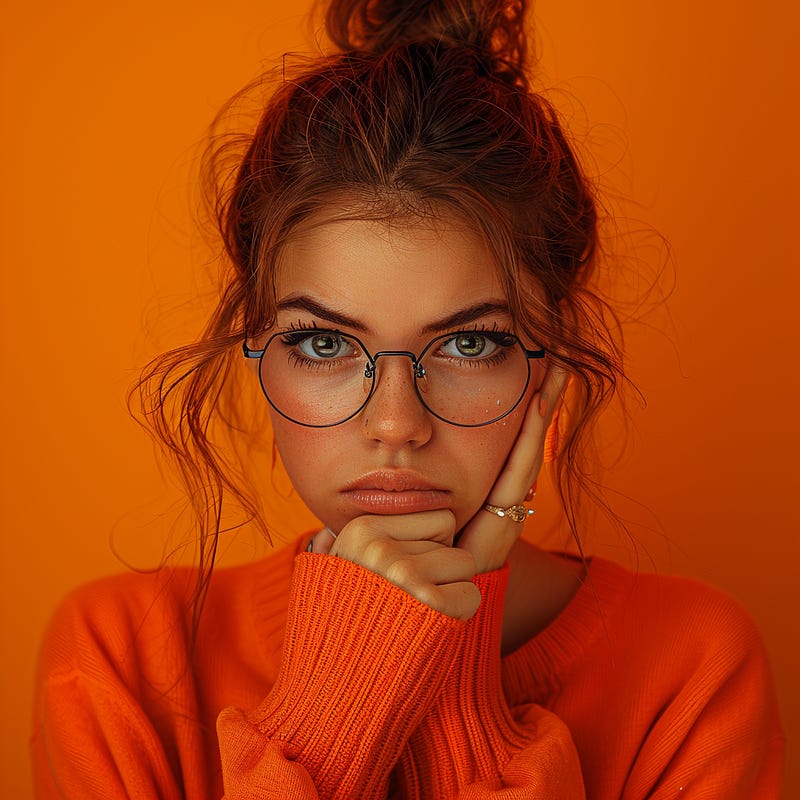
<box><xmin>242</xmin><ymin>341</ymin><xmax>265</xmax><ymax>359</ymax></box>
<box><xmin>525</xmin><ymin>347</ymin><xmax>546</xmax><ymax>359</ymax></box>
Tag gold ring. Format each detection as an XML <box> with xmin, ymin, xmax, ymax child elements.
<box><xmin>481</xmin><ymin>503</ymin><xmax>534</xmax><ymax>523</ymax></box>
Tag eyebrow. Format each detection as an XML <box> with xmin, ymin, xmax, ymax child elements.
<box><xmin>419</xmin><ymin>302</ymin><xmax>512</xmax><ymax>335</ymax></box>
<box><xmin>276</xmin><ymin>295</ymin><xmax>512</xmax><ymax>336</ymax></box>
<box><xmin>277</xmin><ymin>296</ymin><xmax>369</xmax><ymax>332</ymax></box>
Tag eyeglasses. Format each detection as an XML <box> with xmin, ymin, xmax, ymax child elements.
<box><xmin>243</xmin><ymin>328</ymin><xmax>545</xmax><ymax>428</ymax></box>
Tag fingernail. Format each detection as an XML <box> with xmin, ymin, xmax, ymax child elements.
<box><xmin>538</xmin><ymin>392</ymin><xmax>549</xmax><ymax>417</ymax></box>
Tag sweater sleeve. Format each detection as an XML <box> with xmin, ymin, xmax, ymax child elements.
<box><xmin>217</xmin><ymin>552</ymin><xmax>466</xmax><ymax>800</ymax></box>
<box><xmin>617</xmin><ymin>581</ymin><xmax>785</xmax><ymax>799</ymax></box>
<box><xmin>391</xmin><ymin>566</ymin><xmax>586</xmax><ymax>799</ymax></box>
<box><xmin>32</xmin><ymin>575</ymin><xmax>198</xmax><ymax>799</ymax></box>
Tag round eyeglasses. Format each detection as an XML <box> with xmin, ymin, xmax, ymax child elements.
<box><xmin>243</xmin><ymin>329</ymin><xmax>546</xmax><ymax>428</ymax></box>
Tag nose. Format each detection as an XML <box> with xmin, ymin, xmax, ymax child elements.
<box><xmin>361</xmin><ymin>354</ymin><xmax>432</xmax><ymax>448</ymax></box>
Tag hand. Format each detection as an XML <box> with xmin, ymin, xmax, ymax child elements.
<box><xmin>329</xmin><ymin>510</ymin><xmax>481</xmax><ymax>620</ymax></box>
<box><xmin>457</xmin><ymin>366</ymin><xmax>568</xmax><ymax>574</ymax></box>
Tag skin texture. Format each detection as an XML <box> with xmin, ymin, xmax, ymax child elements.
<box><xmin>266</xmin><ymin>212</ymin><xmax>571</xmax><ymax>622</ymax></box>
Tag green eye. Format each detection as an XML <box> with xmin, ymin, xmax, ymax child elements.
<box><xmin>441</xmin><ymin>333</ymin><xmax>498</xmax><ymax>359</ymax></box>
<box><xmin>299</xmin><ymin>334</ymin><xmax>351</xmax><ymax>359</ymax></box>
<box><xmin>455</xmin><ymin>334</ymin><xmax>486</xmax><ymax>356</ymax></box>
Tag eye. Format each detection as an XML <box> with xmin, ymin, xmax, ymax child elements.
<box><xmin>298</xmin><ymin>332</ymin><xmax>354</xmax><ymax>359</ymax></box>
<box><xmin>440</xmin><ymin>333</ymin><xmax>498</xmax><ymax>359</ymax></box>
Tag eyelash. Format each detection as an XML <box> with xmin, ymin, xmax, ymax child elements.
<box><xmin>448</xmin><ymin>322</ymin><xmax>515</xmax><ymax>343</ymax></box>
<box><xmin>279</xmin><ymin>320</ymin><xmax>324</xmax><ymax>344</ymax></box>
<box><xmin>278</xmin><ymin>320</ymin><xmax>516</xmax><ymax>342</ymax></box>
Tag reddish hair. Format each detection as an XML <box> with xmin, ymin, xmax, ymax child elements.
<box><xmin>133</xmin><ymin>0</ymin><xmax>624</xmax><ymax>634</ymax></box>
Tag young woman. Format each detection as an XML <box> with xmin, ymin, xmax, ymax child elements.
<box><xmin>32</xmin><ymin>0</ymin><xmax>784</xmax><ymax>797</ymax></box>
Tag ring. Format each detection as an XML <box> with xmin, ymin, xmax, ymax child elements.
<box><xmin>481</xmin><ymin>503</ymin><xmax>534</xmax><ymax>523</ymax></box>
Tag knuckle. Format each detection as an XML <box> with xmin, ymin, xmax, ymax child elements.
<box><xmin>439</xmin><ymin>509</ymin><xmax>457</xmax><ymax>535</ymax></box>
<box><xmin>412</xmin><ymin>582</ymin><xmax>441</xmax><ymax>611</ymax></box>
<box><xmin>385</xmin><ymin>557</ymin><xmax>418</xmax><ymax>590</ymax></box>
<box><xmin>338</xmin><ymin>515</ymin><xmax>371</xmax><ymax>543</ymax></box>
<box><xmin>361</xmin><ymin>536</ymin><xmax>394</xmax><ymax>567</ymax></box>
<box><xmin>427</xmin><ymin>509</ymin><xmax>456</xmax><ymax>544</ymax></box>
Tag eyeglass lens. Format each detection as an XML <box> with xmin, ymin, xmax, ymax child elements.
<box><xmin>258</xmin><ymin>330</ymin><xmax>532</xmax><ymax>427</ymax></box>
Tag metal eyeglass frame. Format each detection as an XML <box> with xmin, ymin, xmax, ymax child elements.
<box><xmin>242</xmin><ymin>329</ymin><xmax>546</xmax><ymax>428</ymax></box>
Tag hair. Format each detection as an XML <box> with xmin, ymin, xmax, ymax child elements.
<box><xmin>133</xmin><ymin>0</ymin><xmax>625</xmax><ymax>638</ymax></box>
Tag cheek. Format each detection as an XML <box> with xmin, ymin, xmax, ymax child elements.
<box><xmin>452</xmin><ymin>400</ymin><xmax>529</xmax><ymax>490</ymax></box>
<box><xmin>268</xmin><ymin>415</ymin><xmax>333</xmax><ymax>500</ymax></box>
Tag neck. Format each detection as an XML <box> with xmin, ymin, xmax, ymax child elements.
<box><xmin>502</xmin><ymin>539</ymin><xmax>586</xmax><ymax>655</ymax></box>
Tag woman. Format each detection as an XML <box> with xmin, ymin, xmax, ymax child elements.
<box><xmin>32</xmin><ymin>0</ymin><xmax>784</xmax><ymax>797</ymax></box>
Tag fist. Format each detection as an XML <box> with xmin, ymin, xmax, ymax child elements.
<box><xmin>331</xmin><ymin>510</ymin><xmax>481</xmax><ymax>620</ymax></box>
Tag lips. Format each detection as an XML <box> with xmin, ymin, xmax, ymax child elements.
<box><xmin>341</xmin><ymin>470</ymin><xmax>450</xmax><ymax>514</ymax></box>
<box><xmin>343</xmin><ymin>470</ymin><xmax>445</xmax><ymax>492</ymax></box>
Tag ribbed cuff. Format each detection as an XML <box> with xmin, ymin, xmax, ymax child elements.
<box><xmin>231</xmin><ymin>553</ymin><xmax>465</xmax><ymax>798</ymax></box>
<box><xmin>395</xmin><ymin>565</ymin><xmax>530</xmax><ymax>796</ymax></box>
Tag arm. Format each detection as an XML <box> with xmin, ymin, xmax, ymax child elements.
<box><xmin>218</xmin><ymin>552</ymin><xmax>466</xmax><ymax>800</ymax></box>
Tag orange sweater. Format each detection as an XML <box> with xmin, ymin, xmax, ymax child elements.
<box><xmin>32</xmin><ymin>539</ymin><xmax>784</xmax><ymax>798</ymax></box>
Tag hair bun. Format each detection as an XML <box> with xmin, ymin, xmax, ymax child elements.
<box><xmin>324</xmin><ymin>0</ymin><xmax>529</xmax><ymax>84</ymax></box>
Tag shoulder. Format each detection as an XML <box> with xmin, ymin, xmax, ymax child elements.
<box><xmin>598</xmin><ymin>561</ymin><xmax>770</xmax><ymax>674</ymax></box>
<box><xmin>37</xmin><ymin>565</ymin><xmax>203</xmax><ymax>703</ymax></box>
<box><xmin>42</xmin><ymin>567</ymin><xmax>190</xmax><ymax>658</ymax></box>
<box><xmin>38</xmin><ymin>536</ymin><xmax>305</xmax><ymax>684</ymax></box>
<box><xmin>508</xmin><ymin>555</ymin><xmax>777</xmax><ymax>700</ymax></box>
<box><xmin>568</xmin><ymin>558</ymin><xmax>775</xmax><ymax>686</ymax></box>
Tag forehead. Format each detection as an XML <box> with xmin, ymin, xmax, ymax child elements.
<box><xmin>275</xmin><ymin>213</ymin><xmax>508</xmax><ymax>339</ymax></box>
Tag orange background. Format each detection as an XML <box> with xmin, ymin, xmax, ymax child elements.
<box><xmin>1</xmin><ymin>1</ymin><xmax>797</xmax><ymax>796</ymax></box>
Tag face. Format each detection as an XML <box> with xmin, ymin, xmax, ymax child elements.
<box><xmin>263</xmin><ymin>211</ymin><xmax>544</xmax><ymax>535</ymax></box>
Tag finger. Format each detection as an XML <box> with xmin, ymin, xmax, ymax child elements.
<box><xmin>488</xmin><ymin>363</ymin><xmax>571</xmax><ymax>507</ymax></box>
<box><xmin>384</xmin><ymin>546</ymin><xmax>476</xmax><ymax>590</ymax></box>
<box><xmin>335</xmin><ymin>509</ymin><xmax>457</xmax><ymax>551</ymax></box>
<box><xmin>485</xmin><ymin>389</ymin><xmax>548</xmax><ymax>507</ymax></box>
<box><xmin>414</xmin><ymin>580</ymin><xmax>482</xmax><ymax>621</ymax></box>
<box><xmin>457</xmin><ymin>503</ymin><xmax>533</xmax><ymax>568</ymax></box>
<box><xmin>456</xmin><ymin>366</ymin><xmax>571</xmax><ymax>572</ymax></box>
<box><xmin>455</xmin><ymin>392</ymin><xmax>544</xmax><ymax>569</ymax></box>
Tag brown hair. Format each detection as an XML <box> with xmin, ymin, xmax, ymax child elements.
<box><xmin>133</xmin><ymin>0</ymin><xmax>624</xmax><ymax>634</ymax></box>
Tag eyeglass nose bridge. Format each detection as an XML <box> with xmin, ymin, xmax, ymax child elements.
<box><xmin>363</xmin><ymin>350</ymin><xmax>426</xmax><ymax>380</ymax></box>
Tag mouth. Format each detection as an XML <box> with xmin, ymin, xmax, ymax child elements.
<box><xmin>341</xmin><ymin>470</ymin><xmax>451</xmax><ymax>514</ymax></box>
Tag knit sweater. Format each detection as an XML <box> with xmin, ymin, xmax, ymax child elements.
<box><xmin>32</xmin><ymin>537</ymin><xmax>784</xmax><ymax>798</ymax></box>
